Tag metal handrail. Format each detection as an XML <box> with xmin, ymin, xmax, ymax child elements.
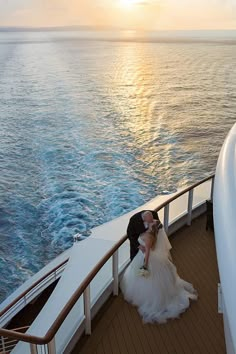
<box><xmin>0</xmin><ymin>260</ymin><xmax>68</xmax><ymax>318</ymax></box>
<box><xmin>154</xmin><ymin>173</ymin><xmax>214</xmax><ymax>212</ymax></box>
<box><xmin>4</xmin><ymin>327</ymin><xmax>29</xmax><ymax>333</ymax></box>
<box><xmin>0</xmin><ymin>174</ymin><xmax>215</xmax><ymax>346</ymax></box>
<box><xmin>0</xmin><ymin>326</ymin><xmax>29</xmax><ymax>353</ymax></box>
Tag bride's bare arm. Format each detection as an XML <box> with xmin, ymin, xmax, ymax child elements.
<box><xmin>138</xmin><ymin>244</ymin><xmax>145</xmax><ymax>253</ymax></box>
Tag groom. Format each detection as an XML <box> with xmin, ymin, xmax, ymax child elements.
<box><xmin>127</xmin><ymin>210</ymin><xmax>162</xmax><ymax>261</ymax></box>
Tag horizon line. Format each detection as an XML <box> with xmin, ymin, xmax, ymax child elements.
<box><xmin>0</xmin><ymin>25</ymin><xmax>236</xmax><ymax>32</ymax></box>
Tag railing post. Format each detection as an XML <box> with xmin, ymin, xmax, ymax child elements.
<box><xmin>30</xmin><ymin>343</ymin><xmax>38</xmax><ymax>354</ymax></box>
<box><xmin>24</xmin><ymin>295</ymin><xmax>27</xmax><ymax>305</ymax></box>
<box><xmin>1</xmin><ymin>336</ymin><xmax>6</xmax><ymax>353</ymax></box>
<box><xmin>210</xmin><ymin>176</ymin><xmax>215</xmax><ymax>201</ymax></box>
<box><xmin>187</xmin><ymin>189</ymin><xmax>194</xmax><ymax>226</ymax></box>
<box><xmin>84</xmin><ymin>285</ymin><xmax>91</xmax><ymax>335</ymax></box>
<box><xmin>164</xmin><ymin>204</ymin><xmax>169</xmax><ymax>235</ymax></box>
<box><xmin>112</xmin><ymin>251</ymin><xmax>119</xmax><ymax>296</ymax></box>
<box><xmin>47</xmin><ymin>338</ymin><xmax>56</xmax><ymax>354</ymax></box>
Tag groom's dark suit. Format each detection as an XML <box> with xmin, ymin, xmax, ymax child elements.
<box><xmin>127</xmin><ymin>210</ymin><xmax>162</xmax><ymax>261</ymax></box>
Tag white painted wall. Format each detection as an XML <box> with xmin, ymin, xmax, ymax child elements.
<box><xmin>214</xmin><ymin>123</ymin><xmax>236</xmax><ymax>354</ymax></box>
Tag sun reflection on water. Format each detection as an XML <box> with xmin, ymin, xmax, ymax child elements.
<box><xmin>108</xmin><ymin>44</ymin><xmax>177</xmax><ymax>182</ymax></box>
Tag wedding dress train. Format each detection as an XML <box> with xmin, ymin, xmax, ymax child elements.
<box><xmin>120</xmin><ymin>228</ymin><xmax>197</xmax><ymax>323</ymax></box>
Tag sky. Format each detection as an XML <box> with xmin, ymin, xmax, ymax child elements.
<box><xmin>0</xmin><ymin>0</ymin><xmax>235</xmax><ymax>30</ymax></box>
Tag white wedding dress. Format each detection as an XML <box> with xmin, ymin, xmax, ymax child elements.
<box><xmin>120</xmin><ymin>228</ymin><xmax>197</xmax><ymax>323</ymax></box>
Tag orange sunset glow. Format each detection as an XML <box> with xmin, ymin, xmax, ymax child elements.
<box><xmin>0</xmin><ymin>0</ymin><xmax>235</xmax><ymax>30</ymax></box>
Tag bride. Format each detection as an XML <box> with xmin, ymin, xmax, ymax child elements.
<box><xmin>120</xmin><ymin>211</ymin><xmax>197</xmax><ymax>323</ymax></box>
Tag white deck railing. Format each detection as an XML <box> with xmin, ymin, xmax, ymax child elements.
<box><xmin>0</xmin><ymin>256</ymin><xmax>69</xmax><ymax>329</ymax></box>
<box><xmin>0</xmin><ymin>175</ymin><xmax>214</xmax><ymax>354</ymax></box>
<box><xmin>214</xmin><ymin>123</ymin><xmax>236</xmax><ymax>354</ymax></box>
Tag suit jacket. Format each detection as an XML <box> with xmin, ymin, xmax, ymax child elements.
<box><xmin>127</xmin><ymin>210</ymin><xmax>161</xmax><ymax>260</ymax></box>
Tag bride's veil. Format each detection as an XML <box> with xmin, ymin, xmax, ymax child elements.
<box><xmin>156</xmin><ymin>227</ymin><xmax>172</xmax><ymax>257</ymax></box>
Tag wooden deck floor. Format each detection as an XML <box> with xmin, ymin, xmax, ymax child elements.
<box><xmin>73</xmin><ymin>214</ymin><xmax>226</xmax><ymax>354</ymax></box>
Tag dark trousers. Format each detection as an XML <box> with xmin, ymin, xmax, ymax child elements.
<box><xmin>206</xmin><ymin>200</ymin><xmax>214</xmax><ymax>231</ymax></box>
<box><xmin>129</xmin><ymin>237</ymin><xmax>139</xmax><ymax>261</ymax></box>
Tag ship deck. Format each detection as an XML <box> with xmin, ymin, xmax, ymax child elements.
<box><xmin>73</xmin><ymin>214</ymin><xmax>226</xmax><ymax>354</ymax></box>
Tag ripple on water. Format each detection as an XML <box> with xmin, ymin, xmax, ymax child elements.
<box><xmin>0</xmin><ymin>33</ymin><xmax>236</xmax><ymax>302</ymax></box>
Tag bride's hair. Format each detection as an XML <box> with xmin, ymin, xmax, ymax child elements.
<box><xmin>142</xmin><ymin>211</ymin><xmax>157</xmax><ymax>249</ymax></box>
<box><xmin>148</xmin><ymin>224</ymin><xmax>158</xmax><ymax>250</ymax></box>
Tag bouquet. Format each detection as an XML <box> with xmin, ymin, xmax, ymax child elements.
<box><xmin>138</xmin><ymin>266</ymin><xmax>150</xmax><ymax>278</ymax></box>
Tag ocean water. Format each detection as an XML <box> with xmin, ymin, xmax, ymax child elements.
<box><xmin>0</xmin><ymin>31</ymin><xmax>236</xmax><ymax>302</ymax></box>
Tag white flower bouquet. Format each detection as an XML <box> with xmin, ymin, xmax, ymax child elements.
<box><xmin>138</xmin><ymin>266</ymin><xmax>150</xmax><ymax>278</ymax></box>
